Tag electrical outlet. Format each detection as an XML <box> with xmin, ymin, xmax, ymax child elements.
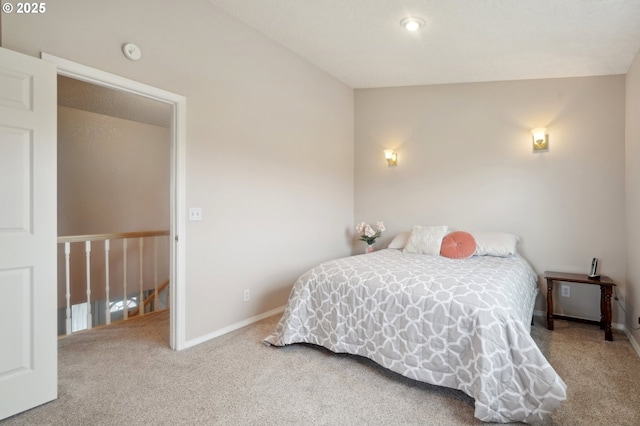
<box><xmin>188</xmin><ymin>207</ymin><xmax>202</xmax><ymax>221</ymax></box>
<box><xmin>243</xmin><ymin>289</ymin><xmax>250</xmax><ymax>302</ymax></box>
<box><xmin>560</xmin><ymin>284</ymin><xmax>570</xmax><ymax>298</ymax></box>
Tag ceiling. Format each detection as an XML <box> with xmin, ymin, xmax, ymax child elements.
<box><xmin>58</xmin><ymin>76</ymin><xmax>172</xmax><ymax>128</ymax></box>
<box><xmin>209</xmin><ymin>0</ymin><xmax>640</xmax><ymax>88</ymax></box>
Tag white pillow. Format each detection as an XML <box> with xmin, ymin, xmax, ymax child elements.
<box><xmin>471</xmin><ymin>231</ymin><xmax>520</xmax><ymax>257</ymax></box>
<box><xmin>403</xmin><ymin>225</ymin><xmax>449</xmax><ymax>255</ymax></box>
<box><xmin>387</xmin><ymin>232</ymin><xmax>410</xmax><ymax>249</ymax></box>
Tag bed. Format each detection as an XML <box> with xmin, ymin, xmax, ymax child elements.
<box><xmin>264</xmin><ymin>232</ymin><xmax>567</xmax><ymax>423</ymax></box>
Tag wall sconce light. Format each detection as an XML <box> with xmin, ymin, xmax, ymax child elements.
<box><xmin>384</xmin><ymin>150</ymin><xmax>398</xmax><ymax>167</ymax></box>
<box><xmin>531</xmin><ymin>128</ymin><xmax>549</xmax><ymax>152</ymax></box>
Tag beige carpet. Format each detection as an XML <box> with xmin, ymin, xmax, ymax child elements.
<box><xmin>2</xmin><ymin>311</ymin><xmax>639</xmax><ymax>425</ymax></box>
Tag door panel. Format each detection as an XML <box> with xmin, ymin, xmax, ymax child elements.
<box><xmin>0</xmin><ymin>268</ymin><xmax>32</xmax><ymax>374</ymax></box>
<box><xmin>0</xmin><ymin>47</ymin><xmax>57</xmax><ymax>420</ymax></box>
<box><xmin>0</xmin><ymin>126</ymin><xmax>31</xmax><ymax>231</ymax></box>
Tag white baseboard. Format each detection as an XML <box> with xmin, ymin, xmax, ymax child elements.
<box><xmin>532</xmin><ymin>309</ymin><xmax>624</xmax><ymax>330</ymax></box>
<box><xmin>184</xmin><ymin>305</ymin><xmax>285</xmax><ymax>349</ymax></box>
<box><xmin>534</xmin><ymin>309</ymin><xmax>639</xmax><ymax>358</ymax></box>
<box><xmin>624</xmin><ymin>328</ymin><xmax>640</xmax><ymax>358</ymax></box>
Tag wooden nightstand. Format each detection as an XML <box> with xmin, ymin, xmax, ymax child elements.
<box><xmin>544</xmin><ymin>271</ymin><xmax>616</xmax><ymax>341</ymax></box>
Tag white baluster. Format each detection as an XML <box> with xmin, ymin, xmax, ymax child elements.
<box><xmin>123</xmin><ymin>238</ymin><xmax>128</xmax><ymax>320</ymax></box>
<box><xmin>85</xmin><ymin>240</ymin><xmax>92</xmax><ymax>330</ymax></box>
<box><xmin>64</xmin><ymin>242</ymin><xmax>71</xmax><ymax>335</ymax></box>
<box><xmin>105</xmin><ymin>239</ymin><xmax>111</xmax><ymax>325</ymax></box>
<box><xmin>139</xmin><ymin>237</ymin><xmax>144</xmax><ymax>316</ymax></box>
<box><xmin>154</xmin><ymin>236</ymin><xmax>158</xmax><ymax>311</ymax></box>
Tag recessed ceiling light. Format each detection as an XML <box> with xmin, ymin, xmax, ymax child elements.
<box><xmin>400</xmin><ymin>17</ymin><xmax>425</xmax><ymax>32</ymax></box>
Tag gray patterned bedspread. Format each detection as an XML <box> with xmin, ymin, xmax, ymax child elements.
<box><xmin>264</xmin><ymin>249</ymin><xmax>567</xmax><ymax>423</ymax></box>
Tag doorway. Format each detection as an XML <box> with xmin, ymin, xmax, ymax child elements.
<box><xmin>42</xmin><ymin>53</ymin><xmax>187</xmax><ymax>350</ymax></box>
<box><xmin>57</xmin><ymin>75</ymin><xmax>171</xmax><ymax>333</ymax></box>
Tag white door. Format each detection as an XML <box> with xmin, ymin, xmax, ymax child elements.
<box><xmin>0</xmin><ymin>47</ymin><xmax>57</xmax><ymax>419</ymax></box>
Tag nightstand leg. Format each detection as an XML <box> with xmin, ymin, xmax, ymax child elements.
<box><xmin>546</xmin><ymin>279</ymin><xmax>554</xmax><ymax>330</ymax></box>
<box><xmin>600</xmin><ymin>285</ymin><xmax>605</xmax><ymax>330</ymax></box>
<box><xmin>603</xmin><ymin>285</ymin><xmax>613</xmax><ymax>341</ymax></box>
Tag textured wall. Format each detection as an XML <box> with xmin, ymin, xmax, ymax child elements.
<box><xmin>57</xmin><ymin>106</ymin><xmax>170</xmax><ymax>306</ymax></box>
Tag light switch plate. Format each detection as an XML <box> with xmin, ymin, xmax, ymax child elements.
<box><xmin>188</xmin><ymin>207</ymin><xmax>202</xmax><ymax>221</ymax></box>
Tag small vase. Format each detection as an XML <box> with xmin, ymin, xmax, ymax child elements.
<box><xmin>366</xmin><ymin>244</ymin><xmax>374</xmax><ymax>254</ymax></box>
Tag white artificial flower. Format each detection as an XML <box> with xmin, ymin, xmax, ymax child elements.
<box><xmin>364</xmin><ymin>224</ymin><xmax>375</xmax><ymax>237</ymax></box>
<box><xmin>356</xmin><ymin>220</ymin><xmax>385</xmax><ymax>244</ymax></box>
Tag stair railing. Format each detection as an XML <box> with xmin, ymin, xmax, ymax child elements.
<box><xmin>57</xmin><ymin>230</ymin><xmax>169</xmax><ymax>335</ymax></box>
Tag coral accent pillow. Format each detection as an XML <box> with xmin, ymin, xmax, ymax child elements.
<box><xmin>440</xmin><ymin>231</ymin><xmax>477</xmax><ymax>259</ymax></box>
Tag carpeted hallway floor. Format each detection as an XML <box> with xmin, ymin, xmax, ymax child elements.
<box><xmin>2</xmin><ymin>311</ymin><xmax>639</xmax><ymax>425</ymax></box>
